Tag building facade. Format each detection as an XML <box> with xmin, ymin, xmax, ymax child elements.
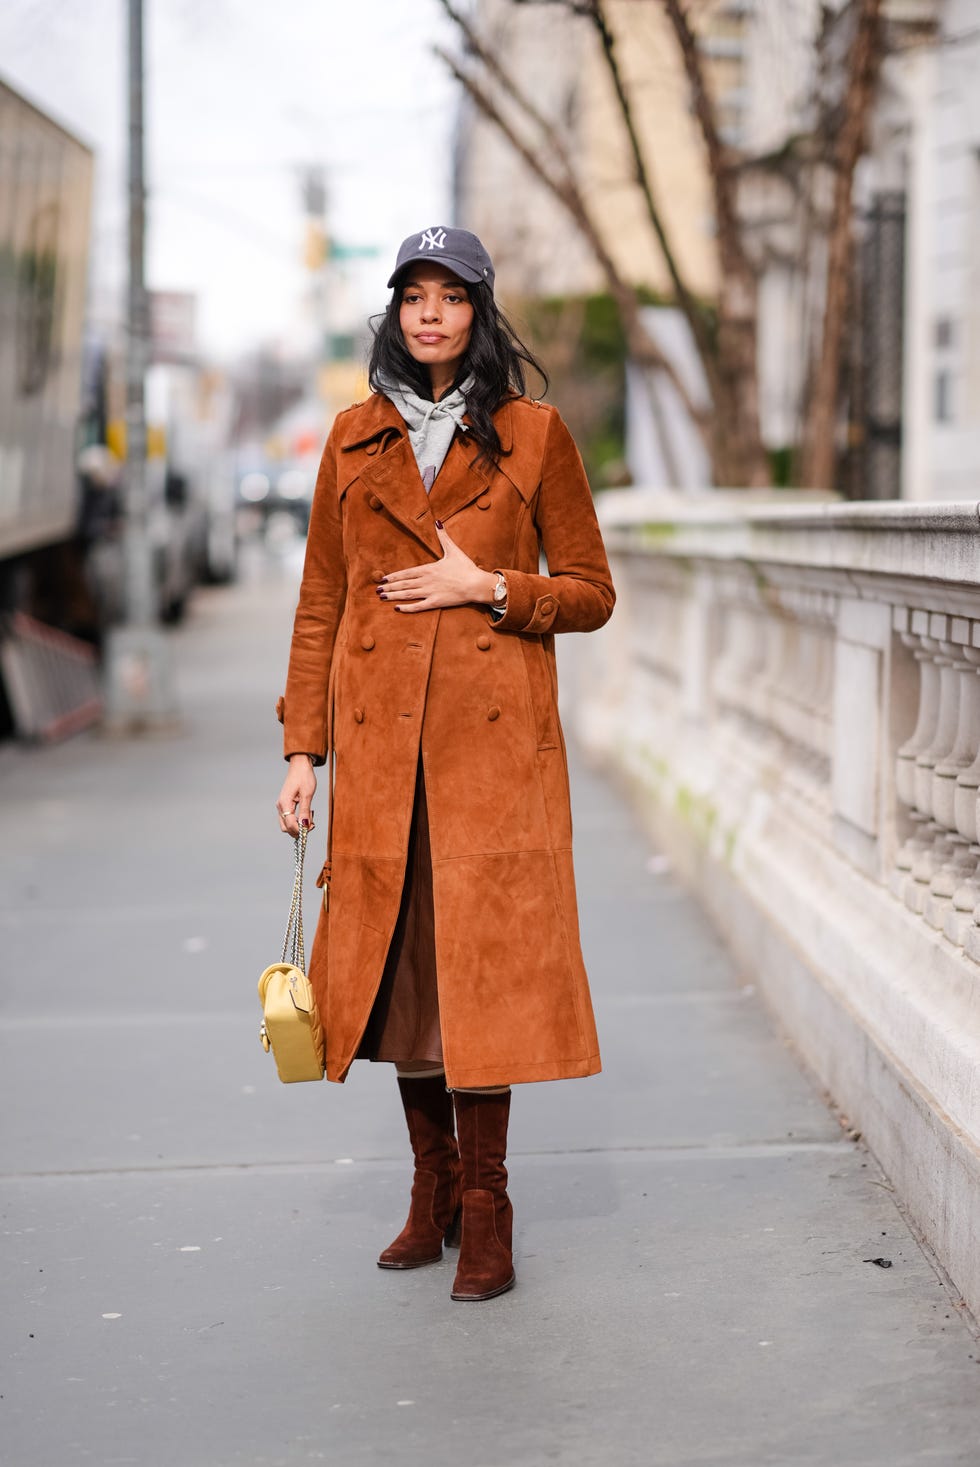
<box><xmin>453</xmin><ymin>0</ymin><xmax>719</xmax><ymax>304</ymax></box>
<box><xmin>896</xmin><ymin>0</ymin><xmax>980</xmax><ymax>498</ymax></box>
<box><xmin>452</xmin><ymin>0</ymin><xmax>979</xmax><ymax>500</ymax></box>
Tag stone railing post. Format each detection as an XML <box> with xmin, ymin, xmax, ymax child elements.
<box><xmin>891</xmin><ymin>620</ymin><xmax>942</xmax><ymax>902</ymax></box>
<box><xmin>830</xmin><ymin>599</ymin><xmax>892</xmax><ymax>879</ymax></box>
<box><xmin>942</xmin><ymin>634</ymin><xmax>980</xmax><ymax>945</ymax></box>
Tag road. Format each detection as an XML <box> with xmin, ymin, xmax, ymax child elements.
<box><xmin>2</xmin><ymin>545</ymin><xmax>979</xmax><ymax>1466</ymax></box>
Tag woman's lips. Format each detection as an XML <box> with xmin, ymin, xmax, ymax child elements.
<box><xmin>415</xmin><ymin>334</ymin><xmax>446</xmax><ymax>344</ymax></box>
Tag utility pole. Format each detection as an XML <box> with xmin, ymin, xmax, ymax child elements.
<box><xmin>104</xmin><ymin>0</ymin><xmax>178</xmax><ymax>730</ymax></box>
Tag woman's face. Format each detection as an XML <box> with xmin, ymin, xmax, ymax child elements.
<box><xmin>397</xmin><ymin>263</ymin><xmax>474</xmax><ymax>392</ymax></box>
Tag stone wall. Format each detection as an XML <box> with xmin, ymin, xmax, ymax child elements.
<box><xmin>575</xmin><ymin>492</ymin><xmax>980</xmax><ymax>1315</ymax></box>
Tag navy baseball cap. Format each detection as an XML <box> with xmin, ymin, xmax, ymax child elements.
<box><xmin>387</xmin><ymin>227</ymin><xmax>495</xmax><ymax>294</ymax></box>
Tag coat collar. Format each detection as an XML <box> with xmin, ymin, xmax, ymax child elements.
<box><xmin>336</xmin><ymin>392</ymin><xmax>406</xmax><ymax>457</ymax></box>
<box><xmin>336</xmin><ymin>393</ymin><xmax>539</xmax><ymax>552</ymax></box>
<box><xmin>354</xmin><ymin>431</ymin><xmax>493</xmax><ymax>555</ymax></box>
<box><xmin>491</xmin><ymin>397</ymin><xmax>542</xmax><ymax>504</ymax></box>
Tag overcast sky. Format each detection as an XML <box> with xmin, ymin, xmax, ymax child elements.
<box><xmin>1</xmin><ymin>0</ymin><xmax>459</xmax><ymax>355</ymax></box>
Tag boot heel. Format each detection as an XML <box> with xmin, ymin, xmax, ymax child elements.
<box><xmin>444</xmin><ymin>1205</ymin><xmax>462</xmax><ymax>1249</ymax></box>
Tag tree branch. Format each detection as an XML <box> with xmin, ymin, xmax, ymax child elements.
<box><xmin>438</xmin><ymin>0</ymin><xmax>578</xmax><ymax>184</ymax></box>
<box><xmin>435</xmin><ymin>43</ymin><xmax>708</xmax><ymax>428</ymax></box>
<box><xmin>584</xmin><ymin>0</ymin><xmax>715</xmax><ymax>364</ymax></box>
<box><xmin>800</xmin><ymin>0</ymin><xmax>884</xmax><ymax>487</ymax></box>
<box><xmin>662</xmin><ymin>0</ymin><xmax>746</xmax><ymax>281</ymax></box>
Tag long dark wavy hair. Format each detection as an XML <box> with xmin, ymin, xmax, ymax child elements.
<box><xmin>368</xmin><ymin>279</ymin><xmax>548</xmax><ymax>468</ymax></box>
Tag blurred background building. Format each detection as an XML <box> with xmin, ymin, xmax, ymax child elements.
<box><xmin>453</xmin><ymin>0</ymin><xmax>719</xmax><ymax>301</ymax></box>
<box><xmin>452</xmin><ymin>0</ymin><xmax>978</xmax><ymax>501</ymax></box>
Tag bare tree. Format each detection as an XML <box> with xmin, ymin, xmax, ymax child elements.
<box><xmin>434</xmin><ymin>3</ymin><xmax>709</xmax><ymax>440</ymax></box>
<box><xmin>439</xmin><ymin>0</ymin><xmax>769</xmax><ymax>485</ymax></box>
<box><xmin>799</xmin><ymin>0</ymin><xmax>884</xmax><ymax>488</ymax></box>
<box><xmin>438</xmin><ymin>0</ymin><xmax>888</xmax><ymax>491</ymax></box>
<box><xmin>658</xmin><ymin>0</ymin><xmax>767</xmax><ymax>486</ymax></box>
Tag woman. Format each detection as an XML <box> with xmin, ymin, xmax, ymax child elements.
<box><xmin>275</xmin><ymin>226</ymin><xmax>614</xmax><ymax>1302</ymax></box>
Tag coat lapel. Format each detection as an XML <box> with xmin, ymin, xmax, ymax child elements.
<box><xmin>335</xmin><ymin>393</ymin><xmax>540</xmax><ymax>555</ymax></box>
<box><xmin>427</xmin><ymin>433</ymin><xmax>491</xmax><ymax>524</ymax></box>
<box><xmin>431</xmin><ymin>398</ymin><xmax>543</xmax><ymax>512</ymax></box>
<box><xmin>359</xmin><ymin>437</ymin><xmax>442</xmax><ymax>559</ymax></box>
<box><xmin>337</xmin><ymin>396</ymin><xmax>440</xmax><ymax>558</ymax></box>
<box><xmin>492</xmin><ymin>398</ymin><xmax>544</xmax><ymax>505</ymax></box>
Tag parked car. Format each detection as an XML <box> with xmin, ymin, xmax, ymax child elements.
<box><xmin>235</xmin><ymin>458</ymin><xmax>317</xmax><ymax>534</ymax></box>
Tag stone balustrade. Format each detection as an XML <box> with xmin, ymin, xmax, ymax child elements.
<box><xmin>572</xmin><ymin>494</ymin><xmax>980</xmax><ymax>1317</ymax></box>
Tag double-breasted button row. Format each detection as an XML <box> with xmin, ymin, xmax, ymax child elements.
<box><xmin>487</xmin><ymin>706</ymin><xmax>501</xmax><ymax>721</ymax></box>
<box><xmin>354</xmin><ymin>707</ymin><xmax>365</xmax><ymax>723</ymax></box>
<box><xmin>360</xmin><ymin>634</ymin><xmax>375</xmax><ymax>651</ymax></box>
<box><xmin>476</xmin><ymin>493</ymin><xmax>492</xmax><ymax>511</ymax></box>
<box><xmin>476</xmin><ymin>633</ymin><xmax>491</xmax><ymax>651</ymax></box>
<box><xmin>368</xmin><ymin>494</ymin><xmax>383</xmax><ymax>511</ymax></box>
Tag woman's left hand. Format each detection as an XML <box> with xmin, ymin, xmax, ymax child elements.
<box><xmin>378</xmin><ymin>523</ymin><xmax>496</xmax><ymax>612</ymax></box>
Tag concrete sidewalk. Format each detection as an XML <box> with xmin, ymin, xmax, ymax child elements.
<box><xmin>2</xmin><ymin>550</ymin><xmax>979</xmax><ymax>1467</ymax></box>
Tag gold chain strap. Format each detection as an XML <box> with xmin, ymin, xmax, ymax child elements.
<box><xmin>280</xmin><ymin>825</ymin><xmax>307</xmax><ymax>972</ymax></box>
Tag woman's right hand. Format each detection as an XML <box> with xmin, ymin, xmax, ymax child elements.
<box><xmin>277</xmin><ymin>754</ymin><xmax>317</xmax><ymax>837</ymax></box>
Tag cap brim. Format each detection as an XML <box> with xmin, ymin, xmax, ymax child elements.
<box><xmin>387</xmin><ymin>254</ymin><xmax>486</xmax><ymax>289</ymax></box>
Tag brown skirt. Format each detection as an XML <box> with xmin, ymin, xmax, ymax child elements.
<box><xmin>356</xmin><ymin>757</ymin><xmax>443</xmax><ymax>1065</ymax></box>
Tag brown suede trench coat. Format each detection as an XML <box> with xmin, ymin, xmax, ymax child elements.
<box><xmin>278</xmin><ymin>391</ymin><xmax>615</xmax><ymax>1087</ymax></box>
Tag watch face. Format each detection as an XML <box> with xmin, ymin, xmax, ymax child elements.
<box><xmin>494</xmin><ymin>582</ymin><xmax>506</xmax><ymax>602</ymax></box>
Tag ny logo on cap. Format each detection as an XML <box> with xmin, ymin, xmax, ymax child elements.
<box><xmin>419</xmin><ymin>227</ymin><xmax>447</xmax><ymax>251</ymax></box>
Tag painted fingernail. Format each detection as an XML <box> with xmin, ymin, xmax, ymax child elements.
<box><xmin>435</xmin><ymin>520</ymin><xmax>444</xmax><ymax>529</ymax></box>
<box><xmin>378</xmin><ymin>576</ymin><xmax>387</xmax><ymax>584</ymax></box>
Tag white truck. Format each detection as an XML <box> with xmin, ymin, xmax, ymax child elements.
<box><xmin>0</xmin><ymin>77</ymin><xmax>93</xmax><ymax>583</ymax></box>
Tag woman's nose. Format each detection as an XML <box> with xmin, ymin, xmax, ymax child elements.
<box><xmin>420</xmin><ymin>299</ymin><xmax>441</xmax><ymax>322</ymax></box>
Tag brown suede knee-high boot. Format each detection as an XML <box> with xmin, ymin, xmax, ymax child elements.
<box><xmin>377</xmin><ymin>1076</ymin><xmax>462</xmax><ymax>1270</ymax></box>
<box><xmin>451</xmin><ymin>1090</ymin><xmax>515</xmax><ymax>1301</ymax></box>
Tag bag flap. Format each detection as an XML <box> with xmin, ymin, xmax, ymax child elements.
<box><xmin>258</xmin><ymin>962</ymin><xmax>313</xmax><ymax>1014</ymax></box>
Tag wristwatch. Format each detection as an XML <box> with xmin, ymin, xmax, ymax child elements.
<box><xmin>492</xmin><ymin>572</ymin><xmax>507</xmax><ymax>607</ymax></box>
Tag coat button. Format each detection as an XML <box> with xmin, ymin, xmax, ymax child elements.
<box><xmin>275</xmin><ymin>695</ymin><xmax>285</xmax><ymax>723</ymax></box>
<box><xmin>361</xmin><ymin>634</ymin><xmax>375</xmax><ymax>651</ymax></box>
<box><xmin>354</xmin><ymin>708</ymin><xmax>365</xmax><ymax>724</ymax></box>
<box><xmin>540</xmin><ymin>596</ymin><xmax>555</xmax><ymax>613</ymax></box>
<box><xmin>476</xmin><ymin>633</ymin><xmax>491</xmax><ymax>650</ymax></box>
<box><xmin>476</xmin><ymin>493</ymin><xmax>492</xmax><ymax>510</ymax></box>
<box><xmin>368</xmin><ymin>493</ymin><xmax>382</xmax><ymax>510</ymax></box>
<box><xmin>487</xmin><ymin>705</ymin><xmax>501</xmax><ymax>721</ymax></box>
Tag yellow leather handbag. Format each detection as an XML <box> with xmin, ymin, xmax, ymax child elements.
<box><xmin>258</xmin><ymin>825</ymin><xmax>326</xmax><ymax>1083</ymax></box>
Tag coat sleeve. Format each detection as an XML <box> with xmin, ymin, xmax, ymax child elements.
<box><xmin>490</xmin><ymin>406</ymin><xmax>615</xmax><ymax>636</ymax></box>
<box><xmin>277</xmin><ymin>428</ymin><xmax>347</xmax><ymax>763</ymax></box>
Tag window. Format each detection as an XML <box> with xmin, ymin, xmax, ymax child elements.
<box><xmin>934</xmin><ymin>369</ymin><xmax>953</xmax><ymax>423</ymax></box>
<box><xmin>935</xmin><ymin>317</ymin><xmax>954</xmax><ymax>350</ymax></box>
